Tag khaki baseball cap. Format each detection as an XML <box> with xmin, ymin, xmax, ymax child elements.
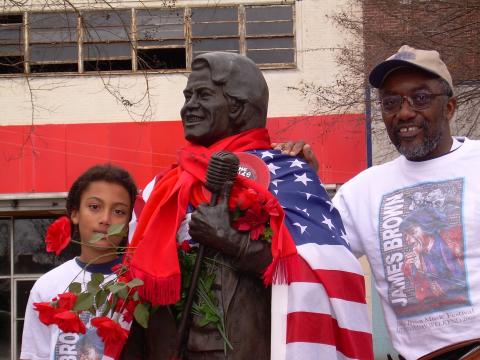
<box><xmin>369</xmin><ymin>45</ymin><xmax>454</xmax><ymax>94</ymax></box>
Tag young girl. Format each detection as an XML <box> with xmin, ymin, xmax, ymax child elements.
<box><xmin>20</xmin><ymin>164</ymin><xmax>137</xmax><ymax>360</ymax></box>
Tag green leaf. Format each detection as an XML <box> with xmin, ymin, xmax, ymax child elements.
<box><xmin>126</xmin><ymin>278</ymin><xmax>144</xmax><ymax>289</ymax></box>
<box><xmin>87</xmin><ymin>281</ymin><xmax>100</xmax><ymax>295</ymax></box>
<box><xmin>68</xmin><ymin>282</ymin><xmax>82</xmax><ymax>295</ymax></box>
<box><xmin>95</xmin><ymin>289</ymin><xmax>109</xmax><ymax>308</ymax></box>
<box><xmin>134</xmin><ymin>303</ymin><xmax>150</xmax><ymax>329</ymax></box>
<box><xmin>132</xmin><ymin>291</ymin><xmax>140</xmax><ymax>302</ymax></box>
<box><xmin>101</xmin><ymin>300</ymin><xmax>112</xmax><ymax>316</ymax></box>
<box><xmin>88</xmin><ymin>232</ymin><xmax>105</xmax><ymax>244</ymax></box>
<box><xmin>118</xmin><ymin>287</ymin><xmax>129</xmax><ymax>300</ymax></box>
<box><xmin>91</xmin><ymin>273</ymin><xmax>104</xmax><ymax>285</ymax></box>
<box><xmin>88</xmin><ymin>305</ymin><xmax>96</xmax><ymax>316</ymax></box>
<box><xmin>108</xmin><ymin>282</ymin><xmax>127</xmax><ymax>294</ymax></box>
<box><xmin>108</xmin><ymin>223</ymin><xmax>126</xmax><ymax>236</ymax></box>
<box><xmin>74</xmin><ymin>293</ymin><xmax>94</xmax><ymax>311</ymax></box>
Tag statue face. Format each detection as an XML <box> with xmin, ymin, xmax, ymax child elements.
<box><xmin>180</xmin><ymin>66</ymin><xmax>234</xmax><ymax>146</ymax></box>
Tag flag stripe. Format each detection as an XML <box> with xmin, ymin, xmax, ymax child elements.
<box><xmin>286</xmin><ymin>342</ymin><xmax>358</xmax><ymax>360</ymax></box>
<box><xmin>287</xmin><ymin>312</ymin><xmax>373</xmax><ymax>360</ymax></box>
<box><xmin>298</xmin><ymin>243</ymin><xmax>363</xmax><ymax>275</ymax></box>
<box><xmin>288</xmin><ymin>253</ymin><xmax>367</xmax><ymax>303</ymax></box>
<box><xmin>288</xmin><ymin>282</ymin><xmax>371</xmax><ymax>333</ymax></box>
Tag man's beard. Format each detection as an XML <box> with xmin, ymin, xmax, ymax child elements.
<box><xmin>393</xmin><ymin>121</ymin><xmax>442</xmax><ymax>161</ymax></box>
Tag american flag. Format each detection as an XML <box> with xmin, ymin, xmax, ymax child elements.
<box><xmin>252</xmin><ymin>149</ymin><xmax>372</xmax><ymax>360</ymax></box>
<box><xmin>129</xmin><ymin>150</ymin><xmax>373</xmax><ymax>360</ymax></box>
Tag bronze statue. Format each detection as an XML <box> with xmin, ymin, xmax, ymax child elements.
<box><xmin>121</xmin><ymin>52</ymin><xmax>371</xmax><ymax>360</ymax></box>
<box><xmin>121</xmin><ymin>52</ymin><xmax>272</xmax><ymax>359</ymax></box>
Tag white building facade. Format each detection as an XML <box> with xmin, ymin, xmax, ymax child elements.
<box><xmin>0</xmin><ymin>1</ymin><xmax>369</xmax><ymax>358</ymax></box>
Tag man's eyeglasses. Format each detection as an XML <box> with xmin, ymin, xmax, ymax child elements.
<box><xmin>379</xmin><ymin>92</ymin><xmax>448</xmax><ymax>114</ymax></box>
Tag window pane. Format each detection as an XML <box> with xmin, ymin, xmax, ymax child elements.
<box><xmin>247</xmin><ymin>37</ymin><xmax>294</xmax><ymax>50</ymax></box>
<box><xmin>0</xmin><ymin>220</ymin><xmax>10</xmax><ymax>275</ymax></box>
<box><xmin>0</xmin><ymin>14</ymin><xmax>22</xmax><ymax>24</ymax></box>
<box><xmin>137</xmin><ymin>39</ymin><xmax>184</xmax><ymax>48</ymax></box>
<box><xmin>246</xmin><ymin>21</ymin><xmax>293</xmax><ymax>36</ymax></box>
<box><xmin>30</xmin><ymin>63</ymin><xmax>77</xmax><ymax>73</ymax></box>
<box><xmin>30</xmin><ymin>44</ymin><xmax>77</xmax><ymax>63</ymax></box>
<box><xmin>13</xmin><ymin>218</ymin><xmax>70</xmax><ymax>274</ymax></box>
<box><xmin>192</xmin><ymin>38</ymin><xmax>239</xmax><ymax>52</ymax></box>
<box><xmin>16</xmin><ymin>320</ymin><xmax>23</xmax><ymax>360</ymax></box>
<box><xmin>0</xmin><ymin>56</ymin><xmax>23</xmax><ymax>73</ymax></box>
<box><xmin>84</xmin><ymin>27</ymin><xmax>129</xmax><ymax>42</ymax></box>
<box><xmin>247</xmin><ymin>49</ymin><xmax>294</xmax><ymax>64</ymax></box>
<box><xmin>84</xmin><ymin>59</ymin><xmax>132</xmax><ymax>71</ymax></box>
<box><xmin>29</xmin><ymin>12</ymin><xmax>77</xmax><ymax>29</ymax></box>
<box><xmin>246</xmin><ymin>6</ymin><xmax>293</xmax><ymax>21</ymax></box>
<box><xmin>16</xmin><ymin>280</ymin><xmax>35</xmax><ymax>318</ymax></box>
<box><xmin>82</xmin><ymin>10</ymin><xmax>130</xmax><ymax>42</ymax></box>
<box><xmin>191</xmin><ymin>22</ymin><xmax>238</xmax><ymax>37</ymax></box>
<box><xmin>137</xmin><ymin>48</ymin><xmax>186</xmax><ymax>70</ymax></box>
<box><xmin>137</xmin><ymin>9</ymin><xmax>184</xmax><ymax>26</ymax></box>
<box><xmin>30</xmin><ymin>28</ymin><xmax>77</xmax><ymax>43</ymax></box>
<box><xmin>191</xmin><ymin>7</ymin><xmax>237</xmax><ymax>22</ymax></box>
<box><xmin>84</xmin><ymin>43</ymin><xmax>131</xmax><ymax>60</ymax></box>
<box><xmin>0</xmin><ymin>26</ymin><xmax>23</xmax><ymax>45</ymax></box>
<box><xmin>82</xmin><ymin>10</ymin><xmax>130</xmax><ymax>27</ymax></box>
<box><xmin>193</xmin><ymin>50</ymin><xmax>238</xmax><ymax>59</ymax></box>
<box><xmin>137</xmin><ymin>24</ymin><xmax>184</xmax><ymax>40</ymax></box>
<box><xmin>0</xmin><ymin>279</ymin><xmax>11</xmax><ymax>360</ymax></box>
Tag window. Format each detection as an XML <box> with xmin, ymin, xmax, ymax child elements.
<box><xmin>0</xmin><ymin>193</ymin><xmax>72</xmax><ymax>359</ymax></box>
<box><xmin>191</xmin><ymin>6</ymin><xmax>240</xmax><ymax>58</ymax></box>
<box><xmin>29</xmin><ymin>12</ymin><xmax>78</xmax><ymax>73</ymax></box>
<box><xmin>0</xmin><ymin>2</ymin><xmax>295</xmax><ymax>75</ymax></box>
<box><xmin>83</xmin><ymin>10</ymin><xmax>132</xmax><ymax>71</ymax></box>
<box><xmin>0</xmin><ymin>15</ymin><xmax>24</xmax><ymax>74</ymax></box>
<box><xmin>136</xmin><ymin>8</ymin><xmax>186</xmax><ymax>70</ymax></box>
<box><xmin>245</xmin><ymin>5</ymin><xmax>295</xmax><ymax>65</ymax></box>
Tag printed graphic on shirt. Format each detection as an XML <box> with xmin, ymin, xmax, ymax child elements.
<box><xmin>379</xmin><ymin>178</ymin><xmax>469</xmax><ymax>318</ymax></box>
<box><xmin>54</xmin><ymin>312</ymin><xmax>104</xmax><ymax>360</ymax></box>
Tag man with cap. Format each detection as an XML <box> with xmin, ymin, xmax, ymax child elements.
<box><xmin>330</xmin><ymin>45</ymin><xmax>480</xmax><ymax>359</ymax></box>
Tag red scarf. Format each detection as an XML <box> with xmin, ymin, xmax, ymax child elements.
<box><xmin>127</xmin><ymin>128</ymin><xmax>298</xmax><ymax>305</ymax></box>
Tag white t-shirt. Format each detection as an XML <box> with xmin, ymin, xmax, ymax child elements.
<box><xmin>20</xmin><ymin>258</ymin><xmax>121</xmax><ymax>360</ymax></box>
<box><xmin>333</xmin><ymin>137</ymin><xmax>480</xmax><ymax>359</ymax></box>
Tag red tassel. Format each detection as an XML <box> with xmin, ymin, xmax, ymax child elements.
<box><xmin>130</xmin><ymin>266</ymin><xmax>181</xmax><ymax>306</ymax></box>
<box><xmin>263</xmin><ymin>254</ymin><xmax>303</xmax><ymax>286</ymax></box>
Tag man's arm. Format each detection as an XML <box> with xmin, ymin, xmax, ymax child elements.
<box><xmin>272</xmin><ymin>141</ymin><xmax>319</xmax><ymax>172</ymax></box>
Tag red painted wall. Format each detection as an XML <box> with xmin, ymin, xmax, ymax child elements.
<box><xmin>0</xmin><ymin>114</ymin><xmax>366</xmax><ymax>193</ymax></box>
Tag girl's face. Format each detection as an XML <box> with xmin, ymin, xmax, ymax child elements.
<box><xmin>71</xmin><ymin>180</ymin><xmax>131</xmax><ymax>263</ymax></box>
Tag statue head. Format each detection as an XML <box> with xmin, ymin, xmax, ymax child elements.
<box><xmin>180</xmin><ymin>52</ymin><xmax>269</xmax><ymax>146</ymax></box>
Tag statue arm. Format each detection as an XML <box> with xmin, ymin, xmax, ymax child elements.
<box><xmin>189</xmin><ymin>202</ymin><xmax>272</xmax><ymax>275</ymax></box>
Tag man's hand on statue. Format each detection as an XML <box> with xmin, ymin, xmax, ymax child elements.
<box><xmin>272</xmin><ymin>140</ymin><xmax>319</xmax><ymax>172</ymax></box>
<box><xmin>188</xmin><ymin>192</ymin><xmax>249</xmax><ymax>257</ymax></box>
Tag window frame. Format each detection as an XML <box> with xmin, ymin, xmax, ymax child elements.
<box><xmin>0</xmin><ymin>1</ymin><xmax>296</xmax><ymax>77</ymax></box>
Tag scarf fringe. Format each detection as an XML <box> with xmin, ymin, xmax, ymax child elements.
<box><xmin>130</xmin><ymin>265</ymin><xmax>181</xmax><ymax>306</ymax></box>
<box><xmin>263</xmin><ymin>253</ymin><xmax>303</xmax><ymax>285</ymax></box>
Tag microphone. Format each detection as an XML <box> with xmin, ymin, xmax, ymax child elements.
<box><xmin>205</xmin><ymin>151</ymin><xmax>240</xmax><ymax>205</ymax></box>
<box><xmin>176</xmin><ymin>151</ymin><xmax>239</xmax><ymax>357</ymax></box>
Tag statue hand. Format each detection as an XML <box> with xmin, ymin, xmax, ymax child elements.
<box><xmin>188</xmin><ymin>191</ymin><xmax>247</xmax><ymax>257</ymax></box>
<box><xmin>188</xmin><ymin>186</ymin><xmax>272</xmax><ymax>273</ymax></box>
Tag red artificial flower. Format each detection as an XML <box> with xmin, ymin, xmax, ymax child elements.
<box><xmin>180</xmin><ymin>240</ymin><xmax>191</xmax><ymax>252</ymax></box>
<box><xmin>234</xmin><ymin>198</ymin><xmax>279</xmax><ymax>240</ymax></box>
<box><xmin>57</xmin><ymin>292</ymin><xmax>77</xmax><ymax>311</ymax></box>
<box><xmin>34</xmin><ymin>302</ymin><xmax>62</xmax><ymax>325</ymax></box>
<box><xmin>91</xmin><ymin>316</ymin><xmax>129</xmax><ymax>358</ymax></box>
<box><xmin>229</xmin><ymin>186</ymin><xmax>258</xmax><ymax>211</ymax></box>
<box><xmin>120</xmin><ymin>299</ymin><xmax>139</xmax><ymax>323</ymax></box>
<box><xmin>45</xmin><ymin>216</ymin><xmax>71</xmax><ymax>256</ymax></box>
<box><xmin>52</xmin><ymin>310</ymin><xmax>86</xmax><ymax>334</ymax></box>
